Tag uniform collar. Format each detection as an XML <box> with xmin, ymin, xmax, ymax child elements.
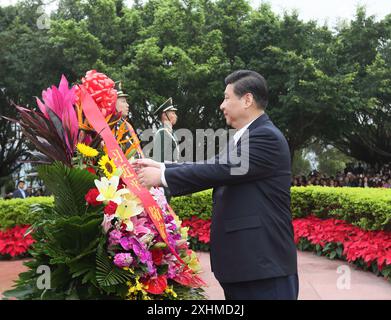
<box><xmin>163</xmin><ymin>122</ymin><xmax>173</xmax><ymax>132</ymax></box>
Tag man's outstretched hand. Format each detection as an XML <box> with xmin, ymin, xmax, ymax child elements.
<box><xmin>131</xmin><ymin>158</ymin><xmax>161</xmax><ymax>169</ymax></box>
<box><xmin>131</xmin><ymin>159</ymin><xmax>163</xmax><ymax>189</ymax></box>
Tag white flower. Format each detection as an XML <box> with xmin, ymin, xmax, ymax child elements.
<box><xmin>94</xmin><ymin>175</ymin><xmax>129</xmax><ymax>204</ymax></box>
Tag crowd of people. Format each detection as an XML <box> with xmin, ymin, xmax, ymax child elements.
<box><xmin>292</xmin><ymin>163</ymin><xmax>391</xmax><ymax>188</ymax></box>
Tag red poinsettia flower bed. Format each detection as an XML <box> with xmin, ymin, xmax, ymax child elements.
<box><xmin>181</xmin><ymin>216</ymin><xmax>211</xmax><ymax>251</ymax></box>
<box><xmin>0</xmin><ymin>225</ymin><xmax>35</xmax><ymax>258</ymax></box>
<box><xmin>181</xmin><ymin>215</ymin><xmax>391</xmax><ymax>281</ymax></box>
<box><xmin>293</xmin><ymin>215</ymin><xmax>391</xmax><ymax>280</ymax></box>
<box><xmin>182</xmin><ymin>216</ymin><xmax>211</xmax><ymax>244</ymax></box>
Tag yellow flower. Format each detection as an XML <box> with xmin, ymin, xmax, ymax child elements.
<box><xmin>180</xmin><ymin>226</ymin><xmax>189</xmax><ymax>240</ymax></box>
<box><xmin>183</xmin><ymin>250</ymin><xmax>202</xmax><ymax>273</ymax></box>
<box><xmin>165</xmin><ymin>286</ymin><xmax>178</xmax><ymax>298</ymax></box>
<box><xmin>123</xmin><ymin>267</ymin><xmax>134</xmax><ymax>274</ymax></box>
<box><xmin>76</xmin><ymin>143</ymin><xmax>99</xmax><ymax>158</ymax></box>
<box><xmin>126</xmin><ymin>277</ymin><xmax>150</xmax><ymax>300</ymax></box>
<box><xmin>98</xmin><ymin>155</ymin><xmax>117</xmax><ymax>178</ymax></box>
<box><xmin>115</xmin><ymin>193</ymin><xmax>144</xmax><ymax>230</ymax></box>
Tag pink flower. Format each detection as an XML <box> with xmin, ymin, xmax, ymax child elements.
<box><xmin>114</xmin><ymin>253</ymin><xmax>133</xmax><ymax>268</ymax></box>
<box><xmin>132</xmin><ymin>217</ymin><xmax>152</xmax><ymax>236</ymax></box>
<box><xmin>36</xmin><ymin>75</ymin><xmax>78</xmax><ymax>155</ymax></box>
<box><xmin>109</xmin><ymin>230</ymin><xmax>123</xmax><ymax>246</ymax></box>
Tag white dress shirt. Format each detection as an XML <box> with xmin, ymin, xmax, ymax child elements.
<box><xmin>232</xmin><ymin>116</ymin><xmax>259</xmax><ymax>146</ymax></box>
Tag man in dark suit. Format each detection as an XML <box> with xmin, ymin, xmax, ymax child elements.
<box><xmin>134</xmin><ymin>70</ymin><xmax>298</xmax><ymax>300</ymax></box>
<box><xmin>13</xmin><ymin>180</ymin><xmax>27</xmax><ymax>199</ymax></box>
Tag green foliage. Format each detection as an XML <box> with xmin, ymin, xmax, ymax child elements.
<box><xmin>4</xmin><ymin>187</ymin><xmax>391</xmax><ymax>233</ymax></box>
<box><xmin>170</xmin><ymin>190</ymin><xmax>213</xmax><ymax>221</ymax></box>
<box><xmin>2</xmin><ymin>162</ymin><xmax>206</xmax><ymax>300</ymax></box>
<box><xmin>306</xmin><ymin>142</ymin><xmax>355</xmax><ymax>176</ymax></box>
<box><xmin>3</xmin><ymin>210</ymin><xmax>108</xmax><ymax>300</ymax></box>
<box><xmin>96</xmin><ymin>242</ymin><xmax>133</xmax><ymax>288</ymax></box>
<box><xmin>2</xmin><ymin>0</ymin><xmax>390</xmax><ymax>170</ymax></box>
<box><xmin>291</xmin><ymin>187</ymin><xmax>391</xmax><ymax>231</ymax></box>
<box><xmin>2</xmin><ymin>163</ymin><xmax>110</xmax><ymax>300</ymax></box>
<box><xmin>172</xmin><ymin>187</ymin><xmax>391</xmax><ymax>233</ymax></box>
<box><xmin>187</xmin><ymin>237</ymin><xmax>210</xmax><ymax>253</ymax></box>
<box><xmin>37</xmin><ymin>161</ymin><xmax>98</xmax><ymax>216</ymax></box>
<box><xmin>292</xmin><ymin>149</ymin><xmax>312</xmax><ymax>176</ymax></box>
<box><xmin>170</xmin><ymin>284</ymin><xmax>205</xmax><ymax>300</ymax></box>
<box><xmin>0</xmin><ymin>196</ymin><xmax>54</xmax><ymax>230</ymax></box>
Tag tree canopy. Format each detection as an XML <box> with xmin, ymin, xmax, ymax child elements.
<box><xmin>1</xmin><ymin>0</ymin><xmax>390</xmax><ymax>182</ymax></box>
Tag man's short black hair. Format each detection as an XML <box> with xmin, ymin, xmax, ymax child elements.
<box><xmin>224</xmin><ymin>70</ymin><xmax>268</xmax><ymax>109</ymax></box>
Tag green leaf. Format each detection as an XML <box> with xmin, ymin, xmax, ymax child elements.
<box><xmin>336</xmin><ymin>246</ymin><xmax>343</xmax><ymax>258</ymax></box>
<box><xmin>96</xmin><ymin>244</ymin><xmax>133</xmax><ymax>288</ymax></box>
<box><xmin>329</xmin><ymin>251</ymin><xmax>337</xmax><ymax>260</ymax></box>
<box><xmin>37</xmin><ymin>161</ymin><xmax>97</xmax><ymax>217</ymax></box>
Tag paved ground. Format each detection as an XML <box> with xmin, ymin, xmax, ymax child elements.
<box><xmin>0</xmin><ymin>259</ymin><xmax>30</xmax><ymax>299</ymax></box>
<box><xmin>197</xmin><ymin>251</ymin><xmax>391</xmax><ymax>300</ymax></box>
<box><xmin>1</xmin><ymin>251</ymin><xmax>391</xmax><ymax>300</ymax></box>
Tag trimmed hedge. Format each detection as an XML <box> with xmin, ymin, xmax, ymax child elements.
<box><xmin>290</xmin><ymin>187</ymin><xmax>391</xmax><ymax>231</ymax></box>
<box><xmin>1</xmin><ymin>187</ymin><xmax>390</xmax><ymax>232</ymax></box>
<box><xmin>172</xmin><ymin>187</ymin><xmax>391</xmax><ymax>231</ymax></box>
<box><xmin>0</xmin><ymin>197</ymin><xmax>54</xmax><ymax>230</ymax></box>
<box><xmin>170</xmin><ymin>191</ymin><xmax>213</xmax><ymax>221</ymax></box>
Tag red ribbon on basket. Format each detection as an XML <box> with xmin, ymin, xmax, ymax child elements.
<box><xmin>80</xmin><ymin>86</ymin><xmax>186</xmax><ymax>266</ymax></box>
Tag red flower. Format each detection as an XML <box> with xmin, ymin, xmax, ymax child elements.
<box><xmin>0</xmin><ymin>225</ymin><xmax>35</xmax><ymax>258</ymax></box>
<box><xmin>86</xmin><ymin>167</ymin><xmax>96</xmax><ymax>175</ymax></box>
<box><xmin>182</xmin><ymin>216</ymin><xmax>211</xmax><ymax>244</ymax></box>
<box><xmin>75</xmin><ymin>70</ymin><xmax>117</xmax><ymax>117</ymax></box>
<box><xmin>85</xmin><ymin>188</ymin><xmax>102</xmax><ymax>207</ymax></box>
<box><xmin>118</xmin><ymin>178</ymin><xmax>127</xmax><ymax>190</ymax></box>
<box><xmin>293</xmin><ymin>215</ymin><xmax>391</xmax><ymax>271</ymax></box>
<box><xmin>141</xmin><ymin>275</ymin><xmax>167</xmax><ymax>295</ymax></box>
<box><xmin>151</xmin><ymin>249</ymin><xmax>163</xmax><ymax>266</ymax></box>
<box><xmin>104</xmin><ymin>201</ymin><xmax>118</xmax><ymax>216</ymax></box>
<box><xmin>173</xmin><ymin>267</ymin><xmax>206</xmax><ymax>288</ymax></box>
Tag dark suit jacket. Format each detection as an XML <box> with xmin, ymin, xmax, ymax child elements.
<box><xmin>12</xmin><ymin>189</ymin><xmax>26</xmax><ymax>199</ymax></box>
<box><xmin>164</xmin><ymin>113</ymin><xmax>297</xmax><ymax>283</ymax></box>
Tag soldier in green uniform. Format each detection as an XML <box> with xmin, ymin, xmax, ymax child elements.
<box><xmin>152</xmin><ymin>98</ymin><xmax>179</xmax><ymax>203</ymax></box>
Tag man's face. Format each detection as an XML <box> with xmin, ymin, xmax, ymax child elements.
<box><xmin>220</xmin><ymin>84</ymin><xmax>246</xmax><ymax>129</ymax></box>
<box><xmin>18</xmin><ymin>182</ymin><xmax>25</xmax><ymax>189</ymax></box>
<box><xmin>116</xmin><ymin>97</ymin><xmax>129</xmax><ymax>116</ymax></box>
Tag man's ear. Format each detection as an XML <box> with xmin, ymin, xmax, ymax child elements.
<box><xmin>244</xmin><ymin>93</ymin><xmax>254</xmax><ymax>109</ymax></box>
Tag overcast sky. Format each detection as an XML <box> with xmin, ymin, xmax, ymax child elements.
<box><xmin>1</xmin><ymin>0</ymin><xmax>391</xmax><ymax>26</ymax></box>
